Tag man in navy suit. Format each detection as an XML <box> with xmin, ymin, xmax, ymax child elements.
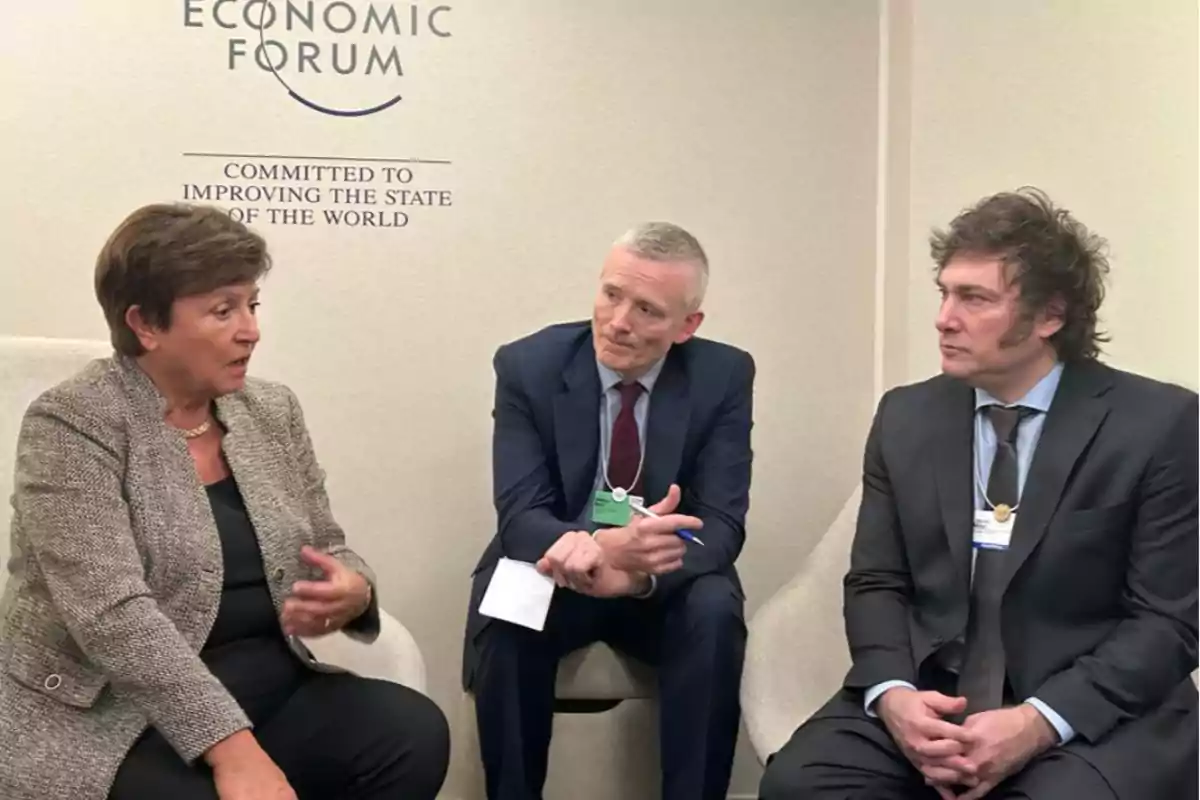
<box><xmin>462</xmin><ymin>222</ymin><xmax>755</xmax><ymax>800</ymax></box>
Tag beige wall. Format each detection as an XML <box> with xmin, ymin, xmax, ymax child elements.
<box><xmin>892</xmin><ymin>0</ymin><xmax>1199</xmax><ymax>390</ymax></box>
<box><xmin>0</xmin><ymin>2</ymin><xmax>882</xmax><ymax>796</ymax></box>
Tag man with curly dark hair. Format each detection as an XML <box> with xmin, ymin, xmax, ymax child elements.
<box><xmin>760</xmin><ymin>188</ymin><xmax>1197</xmax><ymax>800</ymax></box>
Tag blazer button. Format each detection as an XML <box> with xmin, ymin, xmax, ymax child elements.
<box><xmin>273</xmin><ymin>567</ymin><xmax>285</xmax><ymax>583</ymax></box>
<box><xmin>43</xmin><ymin>674</ymin><xmax>62</xmax><ymax>691</ymax></box>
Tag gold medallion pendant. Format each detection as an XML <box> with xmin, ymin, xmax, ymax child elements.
<box><xmin>993</xmin><ymin>503</ymin><xmax>1013</xmax><ymax>523</ymax></box>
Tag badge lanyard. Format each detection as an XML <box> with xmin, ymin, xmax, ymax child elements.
<box><xmin>973</xmin><ymin>411</ymin><xmax>1020</xmax><ymax>521</ymax></box>
<box><xmin>598</xmin><ymin>384</ymin><xmax>646</xmax><ymax>502</ymax></box>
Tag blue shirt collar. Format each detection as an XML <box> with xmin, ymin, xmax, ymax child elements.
<box><xmin>596</xmin><ymin>356</ymin><xmax>665</xmax><ymax>394</ymax></box>
<box><xmin>974</xmin><ymin>361</ymin><xmax>1064</xmax><ymax>413</ymax></box>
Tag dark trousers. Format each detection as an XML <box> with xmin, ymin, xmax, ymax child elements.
<box><xmin>109</xmin><ymin>672</ymin><xmax>450</xmax><ymax>800</ymax></box>
<box><xmin>472</xmin><ymin>572</ymin><xmax>746</xmax><ymax>800</ymax></box>
<box><xmin>758</xmin><ymin>689</ymin><xmax>1117</xmax><ymax>800</ymax></box>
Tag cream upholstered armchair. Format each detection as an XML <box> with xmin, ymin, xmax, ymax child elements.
<box><xmin>0</xmin><ymin>335</ymin><xmax>427</xmax><ymax>693</ymax></box>
<box><xmin>740</xmin><ymin>486</ymin><xmax>861</xmax><ymax>762</ymax></box>
<box><xmin>301</xmin><ymin>612</ymin><xmax>426</xmax><ymax>692</ymax></box>
<box><xmin>549</xmin><ymin>644</ymin><xmax>660</xmax><ymax>797</ymax></box>
<box><xmin>459</xmin><ymin>642</ymin><xmax>662</xmax><ymax>799</ymax></box>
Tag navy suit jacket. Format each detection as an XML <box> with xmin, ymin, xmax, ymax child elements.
<box><xmin>462</xmin><ymin>321</ymin><xmax>755</xmax><ymax>689</ymax></box>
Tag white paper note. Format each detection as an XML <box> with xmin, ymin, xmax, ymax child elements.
<box><xmin>478</xmin><ymin>558</ymin><xmax>556</xmax><ymax>631</ymax></box>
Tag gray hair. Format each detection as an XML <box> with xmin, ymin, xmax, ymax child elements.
<box><xmin>614</xmin><ymin>221</ymin><xmax>709</xmax><ymax>310</ymax></box>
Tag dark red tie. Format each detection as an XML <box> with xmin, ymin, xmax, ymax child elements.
<box><xmin>607</xmin><ymin>382</ymin><xmax>645</xmax><ymax>496</ymax></box>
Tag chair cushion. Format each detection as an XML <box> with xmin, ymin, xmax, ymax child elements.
<box><xmin>556</xmin><ymin>642</ymin><xmax>656</xmax><ymax>700</ymax></box>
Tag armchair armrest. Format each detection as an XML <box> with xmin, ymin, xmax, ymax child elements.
<box><xmin>302</xmin><ymin>608</ymin><xmax>427</xmax><ymax>694</ymax></box>
<box><xmin>740</xmin><ymin>487</ymin><xmax>860</xmax><ymax>762</ymax></box>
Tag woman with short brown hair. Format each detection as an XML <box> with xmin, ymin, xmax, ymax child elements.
<box><xmin>0</xmin><ymin>203</ymin><xmax>449</xmax><ymax>800</ymax></box>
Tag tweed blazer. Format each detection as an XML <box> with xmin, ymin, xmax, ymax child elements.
<box><xmin>0</xmin><ymin>354</ymin><xmax>380</xmax><ymax>800</ymax></box>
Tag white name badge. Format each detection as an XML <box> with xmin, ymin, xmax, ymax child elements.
<box><xmin>609</xmin><ymin>488</ymin><xmax>644</xmax><ymax>507</ymax></box>
<box><xmin>973</xmin><ymin>509</ymin><xmax>1015</xmax><ymax>550</ymax></box>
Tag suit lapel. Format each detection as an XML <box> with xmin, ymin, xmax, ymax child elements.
<box><xmin>934</xmin><ymin>380</ymin><xmax>976</xmax><ymax>593</ymax></box>
<box><xmin>114</xmin><ymin>356</ymin><xmax>225</xmax><ymax>646</ymax></box>
<box><xmin>1000</xmin><ymin>360</ymin><xmax>1112</xmax><ymax>591</ymax></box>
<box><xmin>553</xmin><ymin>342</ymin><xmax>602</xmax><ymax>516</ymax></box>
<box><xmin>644</xmin><ymin>352</ymin><xmax>689</xmax><ymax>505</ymax></box>
<box><xmin>215</xmin><ymin>396</ymin><xmax>295</xmax><ymax>593</ymax></box>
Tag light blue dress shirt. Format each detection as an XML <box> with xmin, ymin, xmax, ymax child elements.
<box><xmin>864</xmin><ymin>363</ymin><xmax>1076</xmax><ymax>744</ymax></box>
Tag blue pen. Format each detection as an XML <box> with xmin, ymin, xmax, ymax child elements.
<box><xmin>627</xmin><ymin>499</ymin><xmax>705</xmax><ymax>546</ymax></box>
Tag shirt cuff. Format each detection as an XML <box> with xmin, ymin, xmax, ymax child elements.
<box><xmin>864</xmin><ymin>680</ymin><xmax>917</xmax><ymax>717</ymax></box>
<box><xmin>1024</xmin><ymin>697</ymin><xmax>1075</xmax><ymax>745</ymax></box>
<box><xmin>632</xmin><ymin>574</ymin><xmax>656</xmax><ymax>599</ymax></box>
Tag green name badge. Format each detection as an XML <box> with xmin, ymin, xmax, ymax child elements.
<box><xmin>591</xmin><ymin>490</ymin><xmax>632</xmax><ymax>526</ymax></box>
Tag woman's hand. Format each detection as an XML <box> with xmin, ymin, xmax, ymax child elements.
<box><xmin>206</xmin><ymin>731</ymin><xmax>297</xmax><ymax>800</ymax></box>
<box><xmin>281</xmin><ymin>546</ymin><xmax>372</xmax><ymax>636</ymax></box>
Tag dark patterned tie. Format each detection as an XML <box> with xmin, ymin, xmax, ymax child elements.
<box><xmin>958</xmin><ymin>405</ymin><xmax>1035</xmax><ymax>712</ymax></box>
<box><xmin>607</xmin><ymin>382</ymin><xmax>645</xmax><ymax>496</ymax></box>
